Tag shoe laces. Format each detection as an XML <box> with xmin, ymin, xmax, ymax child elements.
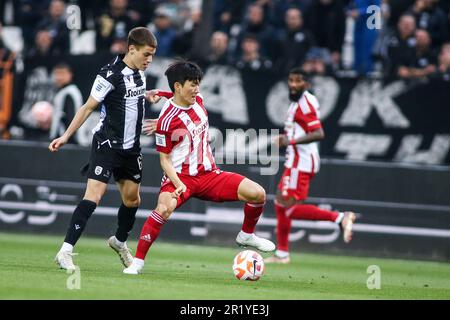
<box><xmin>60</xmin><ymin>252</ymin><xmax>77</xmax><ymax>266</ymax></box>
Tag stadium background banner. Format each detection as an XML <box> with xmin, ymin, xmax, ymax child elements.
<box><xmin>1</xmin><ymin>141</ymin><xmax>449</xmax><ymax>261</ymax></box>
<box><xmin>11</xmin><ymin>55</ymin><xmax>450</xmax><ymax>164</ymax></box>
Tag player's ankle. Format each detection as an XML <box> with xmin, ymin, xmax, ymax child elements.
<box><xmin>60</xmin><ymin>242</ymin><xmax>74</xmax><ymax>253</ymax></box>
<box><xmin>335</xmin><ymin>212</ymin><xmax>345</xmax><ymax>225</ymax></box>
<box><xmin>275</xmin><ymin>250</ymin><xmax>289</xmax><ymax>258</ymax></box>
<box><xmin>238</xmin><ymin>230</ymin><xmax>253</xmax><ymax>240</ymax></box>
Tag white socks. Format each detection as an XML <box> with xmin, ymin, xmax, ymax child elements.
<box><xmin>113</xmin><ymin>236</ymin><xmax>125</xmax><ymax>247</ymax></box>
<box><xmin>132</xmin><ymin>258</ymin><xmax>145</xmax><ymax>267</ymax></box>
<box><xmin>275</xmin><ymin>250</ymin><xmax>289</xmax><ymax>258</ymax></box>
<box><xmin>335</xmin><ymin>212</ymin><xmax>345</xmax><ymax>224</ymax></box>
<box><xmin>60</xmin><ymin>242</ymin><xmax>74</xmax><ymax>253</ymax></box>
<box><xmin>238</xmin><ymin>230</ymin><xmax>253</xmax><ymax>240</ymax></box>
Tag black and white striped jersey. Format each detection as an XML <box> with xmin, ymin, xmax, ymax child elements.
<box><xmin>90</xmin><ymin>54</ymin><xmax>146</xmax><ymax>151</ymax></box>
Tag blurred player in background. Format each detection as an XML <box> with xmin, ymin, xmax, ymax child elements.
<box><xmin>123</xmin><ymin>60</ymin><xmax>275</xmax><ymax>274</ymax></box>
<box><xmin>48</xmin><ymin>27</ymin><xmax>157</xmax><ymax>271</ymax></box>
<box><xmin>265</xmin><ymin>67</ymin><xmax>356</xmax><ymax>264</ymax></box>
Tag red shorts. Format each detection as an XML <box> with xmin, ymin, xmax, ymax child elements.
<box><xmin>160</xmin><ymin>169</ymin><xmax>246</xmax><ymax>209</ymax></box>
<box><xmin>277</xmin><ymin>168</ymin><xmax>314</xmax><ymax>201</ymax></box>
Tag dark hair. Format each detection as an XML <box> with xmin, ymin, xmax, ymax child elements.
<box><xmin>128</xmin><ymin>27</ymin><xmax>157</xmax><ymax>49</ymax></box>
<box><xmin>165</xmin><ymin>60</ymin><xmax>203</xmax><ymax>92</ymax></box>
<box><xmin>53</xmin><ymin>62</ymin><xmax>72</xmax><ymax>73</ymax></box>
<box><xmin>288</xmin><ymin>67</ymin><xmax>309</xmax><ymax>81</ymax></box>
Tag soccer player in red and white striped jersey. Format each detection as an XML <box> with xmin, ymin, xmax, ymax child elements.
<box><xmin>265</xmin><ymin>68</ymin><xmax>356</xmax><ymax>264</ymax></box>
<box><xmin>124</xmin><ymin>61</ymin><xmax>275</xmax><ymax>274</ymax></box>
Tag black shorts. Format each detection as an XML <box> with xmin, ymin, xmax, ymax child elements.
<box><xmin>82</xmin><ymin>138</ymin><xmax>143</xmax><ymax>184</ymax></box>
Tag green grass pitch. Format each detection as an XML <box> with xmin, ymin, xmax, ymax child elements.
<box><xmin>1</xmin><ymin>232</ymin><xmax>449</xmax><ymax>300</ymax></box>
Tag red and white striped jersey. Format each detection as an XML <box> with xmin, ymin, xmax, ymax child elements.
<box><xmin>284</xmin><ymin>90</ymin><xmax>322</xmax><ymax>173</ymax></box>
<box><xmin>155</xmin><ymin>92</ymin><xmax>216</xmax><ymax>176</ymax></box>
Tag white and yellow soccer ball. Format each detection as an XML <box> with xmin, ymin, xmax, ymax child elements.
<box><xmin>232</xmin><ymin>250</ymin><xmax>265</xmax><ymax>281</ymax></box>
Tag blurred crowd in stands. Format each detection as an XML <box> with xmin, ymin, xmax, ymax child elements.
<box><xmin>1</xmin><ymin>0</ymin><xmax>450</xmax><ymax>141</ymax></box>
<box><xmin>0</xmin><ymin>0</ymin><xmax>449</xmax><ymax>78</ymax></box>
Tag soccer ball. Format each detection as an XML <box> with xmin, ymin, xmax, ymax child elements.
<box><xmin>232</xmin><ymin>250</ymin><xmax>265</xmax><ymax>281</ymax></box>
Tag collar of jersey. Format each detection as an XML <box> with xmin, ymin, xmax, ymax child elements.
<box><xmin>169</xmin><ymin>98</ymin><xmax>194</xmax><ymax>110</ymax></box>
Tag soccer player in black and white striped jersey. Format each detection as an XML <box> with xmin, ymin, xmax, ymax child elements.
<box><xmin>49</xmin><ymin>27</ymin><xmax>157</xmax><ymax>271</ymax></box>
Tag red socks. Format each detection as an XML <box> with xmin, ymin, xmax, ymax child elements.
<box><xmin>275</xmin><ymin>202</ymin><xmax>291</xmax><ymax>252</ymax></box>
<box><xmin>275</xmin><ymin>203</ymin><xmax>339</xmax><ymax>252</ymax></box>
<box><xmin>286</xmin><ymin>204</ymin><xmax>338</xmax><ymax>222</ymax></box>
<box><xmin>135</xmin><ymin>211</ymin><xmax>166</xmax><ymax>260</ymax></box>
<box><xmin>241</xmin><ymin>202</ymin><xmax>264</xmax><ymax>233</ymax></box>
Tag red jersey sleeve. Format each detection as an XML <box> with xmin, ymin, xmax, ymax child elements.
<box><xmin>155</xmin><ymin>129</ymin><xmax>173</xmax><ymax>154</ymax></box>
<box><xmin>156</xmin><ymin>90</ymin><xmax>174</xmax><ymax>99</ymax></box>
<box><xmin>295</xmin><ymin>96</ymin><xmax>322</xmax><ymax>133</ymax></box>
<box><xmin>155</xmin><ymin>112</ymin><xmax>184</xmax><ymax>154</ymax></box>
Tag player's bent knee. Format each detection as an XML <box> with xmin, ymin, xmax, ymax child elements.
<box><xmin>155</xmin><ymin>203</ymin><xmax>173</xmax><ymax>220</ymax></box>
<box><xmin>255</xmin><ymin>186</ymin><xmax>266</xmax><ymax>203</ymax></box>
<box><xmin>124</xmin><ymin>196</ymin><xmax>141</xmax><ymax>208</ymax></box>
<box><xmin>247</xmin><ymin>185</ymin><xmax>266</xmax><ymax>204</ymax></box>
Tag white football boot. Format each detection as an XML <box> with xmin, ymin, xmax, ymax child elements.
<box><xmin>123</xmin><ymin>258</ymin><xmax>144</xmax><ymax>275</ymax></box>
<box><xmin>236</xmin><ymin>231</ymin><xmax>276</xmax><ymax>253</ymax></box>
<box><xmin>108</xmin><ymin>236</ymin><xmax>133</xmax><ymax>267</ymax></box>
<box><xmin>55</xmin><ymin>251</ymin><xmax>77</xmax><ymax>272</ymax></box>
<box><xmin>340</xmin><ymin>211</ymin><xmax>356</xmax><ymax>243</ymax></box>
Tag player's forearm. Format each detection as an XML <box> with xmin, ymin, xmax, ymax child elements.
<box><xmin>160</xmin><ymin>156</ymin><xmax>183</xmax><ymax>188</ymax></box>
<box><xmin>62</xmin><ymin>104</ymin><xmax>95</xmax><ymax>140</ymax></box>
<box><xmin>290</xmin><ymin>129</ymin><xmax>325</xmax><ymax>145</ymax></box>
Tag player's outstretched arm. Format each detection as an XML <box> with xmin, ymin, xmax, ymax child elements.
<box><xmin>48</xmin><ymin>96</ymin><xmax>99</xmax><ymax>152</ymax></box>
<box><xmin>142</xmin><ymin>119</ymin><xmax>158</xmax><ymax>136</ymax></box>
<box><xmin>290</xmin><ymin>128</ymin><xmax>325</xmax><ymax>146</ymax></box>
<box><xmin>145</xmin><ymin>89</ymin><xmax>173</xmax><ymax>104</ymax></box>
<box><xmin>159</xmin><ymin>152</ymin><xmax>186</xmax><ymax>198</ymax></box>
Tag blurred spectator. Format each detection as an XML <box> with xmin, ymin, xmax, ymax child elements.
<box><xmin>207</xmin><ymin>31</ymin><xmax>231</xmax><ymax>65</ymax></box>
<box><xmin>301</xmin><ymin>47</ymin><xmax>334</xmax><ymax>75</ymax></box>
<box><xmin>127</xmin><ymin>0</ymin><xmax>157</xmax><ymax>26</ymax></box>
<box><xmin>348</xmin><ymin>0</ymin><xmax>381</xmax><ymax>75</ymax></box>
<box><xmin>433</xmin><ymin>41</ymin><xmax>450</xmax><ymax>80</ymax></box>
<box><xmin>386</xmin><ymin>0</ymin><xmax>415</xmax><ymax>29</ymax></box>
<box><xmin>26</xmin><ymin>30</ymin><xmax>55</xmax><ymax>62</ymax></box>
<box><xmin>16</xmin><ymin>0</ymin><xmax>49</xmax><ymax>50</ymax></box>
<box><xmin>154</xmin><ymin>0</ymin><xmax>194</xmax><ymax>31</ymax></box>
<box><xmin>269</xmin><ymin>0</ymin><xmax>312</xmax><ymax>29</ymax></box>
<box><xmin>49</xmin><ymin>63</ymin><xmax>84</xmax><ymax>144</ymax></box>
<box><xmin>384</xmin><ymin>13</ymin><xmax>417</xmax><ymax>76</ymax></box>
<box><xmin>236</xmin><ymin>4</ymin><xmax>277</xmax><ymax>60</ymax></box>
<box><xmin>34</xmin><ymin>0</ymin><xmax>70</xmax><ymax>56</ymax></box>
<box><xmin>110</xmin><ymin>35</ymin><xmax>128</xmax><ymax>55</ymax></box>
<box><xmin>0</xmin><ymin>22</ymin><xmax>16</xmax><ymax>139</ymax></box>
<box><xmin>192</xmin><ymin>30</ymin><xmax>232</xmax><ymax>66</ymax></box>
<box><xmin>234</xmin><ymin>33</ymin><xmax>273</xmax><ymax>72</ymax></box>
<box><xmin>407</xmin><ymin>0</ymin><xmax>449</xmax><ymax>47</ymax></box>
<box><xmin>74</xmin><ymin>0</ymin><xmax>110</xmax><ymax>30</ymax></box>
<box><xmin>305</xmin><ymin>0</ymin><xmax>346</xmax><ymax>70</ymax></box>
<box><xmin>30</xmin><ymin>100</ymin><xmax>53</xmax><ymax>133</ymax></box>
<box><xmin>213</xmin><ymin>0</ymin><xmax>247</xmax><ymax>33</ymax></box>
<box><xmin>95</xmin><ymin>0</ymin><xmax>136</xmax><ymax>52</ymax></box>
<box><xmin>397</xmin><ymin>28</ymin><xmax>437</xmax><ymax>79</ymax></box>
<box><xmin>274</xmin><ymin>7</ymin><xmax>315</xmax><ymax>75</ymax></box>
<box><xmin>148</xmin><ymin>6</ymin><xmax>178</xmax><ymax>57</ymax></box>
<box><xmin>170</xmin><ymin>2</ymin><xmax>204</xmax><ymax>57</ymax></box>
